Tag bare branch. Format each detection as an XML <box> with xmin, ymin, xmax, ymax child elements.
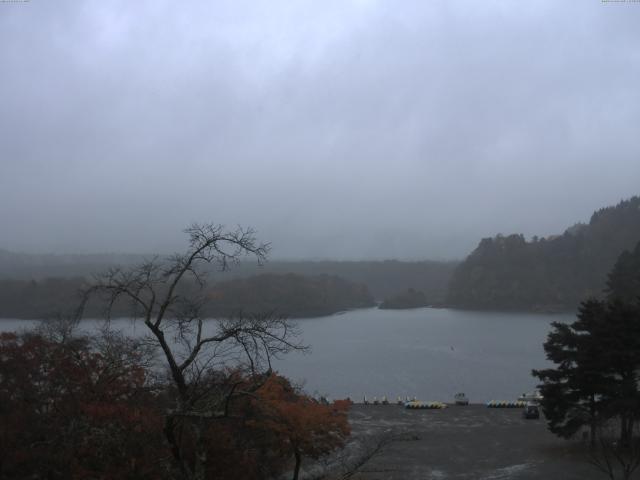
<box><xmin>77</xmin><ymin>223</ymin><xmax>299</xmax><ymax>480</ymax></box>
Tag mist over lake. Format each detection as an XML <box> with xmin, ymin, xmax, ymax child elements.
<box><xmin>0</xmin><ymin>307</ymin><xmax>572</xmax><ymax>403</ymax></box>
<box><xmin>3</xmin><ymin>1</ymin><xmax>640</xmax><ymax>477</ymax></box>
<box><xmin>276</xmin><ymin>308</ymin><xmax>573</xmax><ymax>402</ymax></box>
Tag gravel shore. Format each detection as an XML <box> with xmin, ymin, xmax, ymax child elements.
<box><xmin>339</xmin><ymin>404</ymin><xmax>603</xmax><ymax>480</ymax></box>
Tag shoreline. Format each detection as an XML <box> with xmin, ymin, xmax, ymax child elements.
<box><xmin>331</xmin><ymin>404</ymin><xmax>600</xmax><ymax>479</ymax></box>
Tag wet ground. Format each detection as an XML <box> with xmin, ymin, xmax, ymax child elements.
<box><xmin>337</xmin><ymin>404</ymin><xmax>604</xmax><ymax>480</ymax></box>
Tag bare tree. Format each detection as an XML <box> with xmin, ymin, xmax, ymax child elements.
<box><xmin>79</xmin><ymin>223</ymin><xmax>305</xmax><ymax>480</ymax></box>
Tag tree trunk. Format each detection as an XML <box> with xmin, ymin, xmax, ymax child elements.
<box><xmin>164</xmin><ymin>414</ymin><xmax>192</xmax><ymax>479</ymax></box>
<box><xmin>620</xmin><ymin>415</ymin><xmax>631</xmax><ymax>448</ymax></box>
<box><xmin>193</xmin><ymin>421</ymin><xmax>207</xmax><ymax>480</ymax></box>
<box><xmin>590</xmin><ymin>396</ymin><xmax>597</xmax><ymax>448</ymax></box>
<box><xmin>292</xmin><ymin>449</ymin><xmax>302</xmax><ymax>480</ymax></box>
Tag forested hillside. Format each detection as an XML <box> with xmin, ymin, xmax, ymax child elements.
<box><xmin>0</xmin><ymin>273</ymin><xmax>374</xmax><ymax>319</ymax></box>
<box><xmin>205</xmin><ymin>273</ymin><xmax>374</xmax><ymax>318</ymax></box>
<box><xmin>0</xmin><ymin>252</ymin><xmax>456</xmax><ymax>303</ymax></box>
<box><xmin>0</xmin><ymin>277</ymin><xmax>86</xmax><ymax>319</ymax></box>
<box><xmin>0</xmin><ymin>250</ymin><xmax>144</xmax><ymax>279</ymax></box>
<box><xmin>222</xmin><ymin>260</ymin><xmax>457</xmax><ymax>301</ymax></box>
<box><xmin>446</xmin><ymin>196</ymin><xmax>640</xmax><ymax>311</ymax></box>
<box><xmin>379</xmin><ymin>288</ymin><xmax>429</xmax><ymax>310</ymax></box>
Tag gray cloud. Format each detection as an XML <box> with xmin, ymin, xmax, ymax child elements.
<box><xmin>1</xmin><ymin>0</ymin><xmax>639</xmax><ymax>259</ymax></box>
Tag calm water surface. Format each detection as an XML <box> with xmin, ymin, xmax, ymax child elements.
<box><xmin>0</xmin><ymin>307</ymin><xmax>573</xmax><ymax>403</ymax></box>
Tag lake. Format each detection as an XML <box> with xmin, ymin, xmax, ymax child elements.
<box><xmin>0</xmin><ymin>307</ymin><xmax>574</xmax><ymax>403</ymax></box>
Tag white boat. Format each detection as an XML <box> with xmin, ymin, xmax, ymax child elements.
<box><xmin>454</xmin><ymin>392</ymin><xmax>469</xmax><ymax>405</ymax></box>
<box><xmin>517</xmin><ymin>391</ymin><xmax>543</xmax><ymax>404</ymax></box>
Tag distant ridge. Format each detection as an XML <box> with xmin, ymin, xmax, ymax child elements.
<box><xmin>446</xmin><ymin>196</ymin><xmax>640</xmax><ymax>311</ymax></box>
<box><xmin>0</xmin><ymin>250</ymin><xmax>457</xmax><ymax>313</ymax></box>
<box><xmin>0</xmin><ymin>250</ymin><xmax>145</xmax><ymax>279</ymax></box>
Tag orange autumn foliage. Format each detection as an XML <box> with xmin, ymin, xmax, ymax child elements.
<box><xmin>0</xmin><ymin>332</ymin><xmax>350</xmax><ymax>480</ymax></box>
<box><xmin>0</xmin><ymin>332</ymin><xmax>165</xmax><ymax>479</ymax></box>
<box><xmin>248</xmin><ymin>374</ymin><xmax>351</xmax><ymax>478</ymax></box>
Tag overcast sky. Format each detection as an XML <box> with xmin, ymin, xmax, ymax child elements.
<box><xmin>1</xmin><ymin>0</ymin><xmax>639</xmax><ymax>260</ymax></box>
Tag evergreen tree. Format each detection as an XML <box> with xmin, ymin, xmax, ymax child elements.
<box><xmin>606</xmin><ymin>240</ymin><xmax>640</xmax><ymax>304</ymax></box>
<box><xmin>533</xmin><ymin>298</ymin><xmax>640</xmax><ymax>446</ymax></box>
<box><xmin>448</xmin><ymin>196</ymin><xmax>640</xmax><ymax>310</ymax></box>
<box><xmin>533</xmin><ymin>299</ymin><xmax>612</xmax><ymax>446</ymax></box>
<box><xmin>598</xmin><ymin>300</ymin><xmax>640</xmax><ymax>446</ymax></box>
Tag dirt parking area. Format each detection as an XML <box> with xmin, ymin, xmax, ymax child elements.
<box><xmin>338</xmin><ymin>404</ymin><xmax>604</xmax><ymax>480</ymax></box>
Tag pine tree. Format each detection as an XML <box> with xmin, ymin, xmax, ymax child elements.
<box><xmin>533</xmin><ymin>298</ymin><xmax>640</xmax><ymax>446</ymax></box>
<box><xmin>607</xmin><ymin>241</ymin><xmax>640</xmax><ymax>304</ymax></box>
<box><xmin>533</xmin><ymin>299</ymin><xmax>612</xmax><ymax>446</ymax></box>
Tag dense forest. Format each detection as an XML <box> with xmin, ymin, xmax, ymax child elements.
<box><xmin>0</xmin><ymin>277</ymin><xmax>86</xmax><ymax>319</ymax></box>
<box><xmin>0</xmin><ymin>250</ymin><xmax>144</xmax><ymax>279</ymax></box>
<box><xmin>446</xmin><ymin>196</ymin><xmax>640</xmax><ymax>311</ymax></box>
<box><xmin>227</xmin><ymin>260</ymin><xmax>457</xmax><ymax>302</ymax></box>
<box><xmin>0</xmin><ymin>273</ymin><xmax>374</xmax><ymax>320</ymax></box>
<box><xmin>0</xmin><ymin>253</ymin><xmax>457</xmax><ymax>302</ymax></box>
<box><xmin>379</xmin><ymin>288</ymin><xmax>429</xmax><ymax>310</ymax></box>
<box><xmin>0</xmin><ymin>252</ymin><xmax>456</xmax><ymax>318</ymax></box>
<box><xmin>205</xmin><ymin>273</ymin><xmax>374</xmax><ymax>318</ymax></box>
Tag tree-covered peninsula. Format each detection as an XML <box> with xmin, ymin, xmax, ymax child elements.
<box><xmin>204</xmin><ymin>273</ymin><xmax>374</xmax><ymax>318</ymax></box>
<box><xmin>0</xmin><ymin>273</ymin><xmax>374</xmax><ymax>320</ymax></box>
<box><xmin>446</xmin><ymin>196</ymin><xmax>640</xmax><ymax>311</ymax></box>
<box><xmin>379</xmin><ymin>288</ymin><xmax>429</xmax><ymax>309</ymax></box>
